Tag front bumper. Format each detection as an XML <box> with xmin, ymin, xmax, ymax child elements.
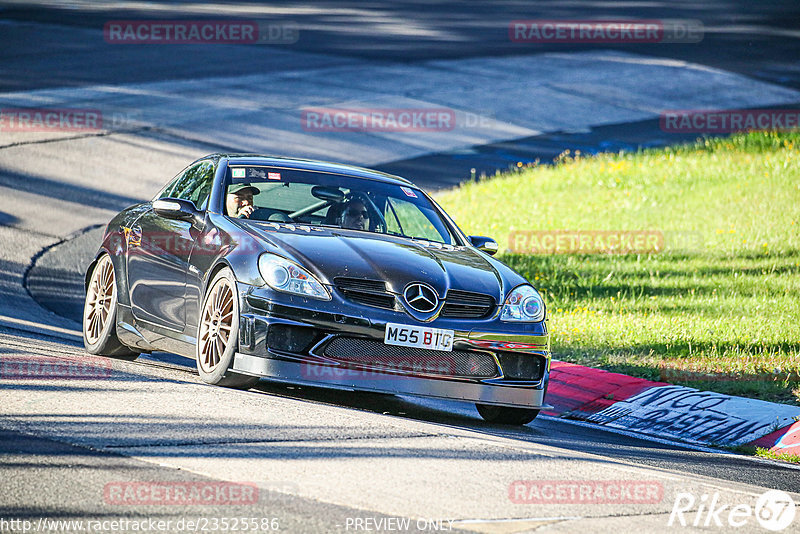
<box><xmin>231</xmin><ymin>284</ymin><xmax>552</xmax><ymax>409</ymax></box>
<box><xmin>233</xmin><ymin>352</ymin><xmax>550</xmax><ymax>408</ymax></box>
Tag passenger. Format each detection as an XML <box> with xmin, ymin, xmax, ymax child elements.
<box><xmin>340</xmin><ymin>199</ymin><xmax>369</xmax><ymax>231</ymax></box>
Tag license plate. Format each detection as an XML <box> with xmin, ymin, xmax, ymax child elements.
<box><xmin>384</xmin><ymin>323</ymin><xmax>454</xmax><ymax>352</ymax></box>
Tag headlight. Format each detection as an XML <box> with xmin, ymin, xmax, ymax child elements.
<box><xmin>500</xmin><ymin>284</ymin><xmax>545</xmax><ymax>322</ymax></box>
<box><xmin>257</xmin><ymin>253</ymin><xmax>330</xmax><ymax>300</ymax></box>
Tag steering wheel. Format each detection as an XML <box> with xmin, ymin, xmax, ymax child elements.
<box><xmin>370</xmin><ymin>212</ymin><xmax>387</xmax><ymax>234</ymax></box>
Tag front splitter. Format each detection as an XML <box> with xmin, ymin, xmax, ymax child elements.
<box><xmin>232</xmin><ymin>352</ymin><xmax>551</xmax><ymax>409</ymax></box>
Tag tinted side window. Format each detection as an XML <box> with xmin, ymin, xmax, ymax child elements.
<box><xmin>158</xmin><ymin>161</ymin><xmax>215</xmax><ymax>209</ymax></box>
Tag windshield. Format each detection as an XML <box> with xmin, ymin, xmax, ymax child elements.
<box><xmin>223</xmin><ymin>166</ymin><xmax>458</xmax><ymax>244</ymax></box>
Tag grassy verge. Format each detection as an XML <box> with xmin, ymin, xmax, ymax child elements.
<box><xmin>726</xmin><ymin>444</ymin><xmax>800</xmax><ymax>464</ymax></box>
<box><xmin>754</xmin><ymin>447</ymin><xmax>800</xmax><ymax>464</ymax></box>
<box><xmin>436</xmin><ymin>131</ymin><xmax>800</xmax><ymax>405</ymax></box>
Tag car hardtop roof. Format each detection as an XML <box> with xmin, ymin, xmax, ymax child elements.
<box><xmin>200</xmin><ymin>154</ymin><xmax>416</xmax><ymax>187</ymax></box>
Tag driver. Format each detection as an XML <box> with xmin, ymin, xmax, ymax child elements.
<box><xmin>340</xmin><ymin>199</ymin><xmax>369</xmax><ymax>231</ymax></box>
<box><xmin>226</xmin><ymin>183</ymin><xmax>260</xmax><ymax>219</ymax></box>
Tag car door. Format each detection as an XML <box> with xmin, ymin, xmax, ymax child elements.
<box><xmin>126</xmin><ymin>160</ymin><xmax>216</xmax><ymax>331</ymax></box>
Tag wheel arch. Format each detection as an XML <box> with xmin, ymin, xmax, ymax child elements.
<box><xmin>85</xmin><ymin>247</ymin><xmax>130</xmax><ymax>307</ymax></box>
<box><xmin>84</xmin><ymin>248</ymin><xmax>111</xmax><ymax>291</ymax></box>
<box><xmin>203</xmin><ymin>259</ymin><xmax>236</xmax><ymax>297</ymax></box>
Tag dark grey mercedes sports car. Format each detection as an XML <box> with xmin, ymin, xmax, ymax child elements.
<box><xmin>83</xmin><ymin>154</ymin><xmax>551</xmax><ymax>424</ymax></box>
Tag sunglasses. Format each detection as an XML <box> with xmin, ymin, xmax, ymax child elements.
<box><xmin>345</xmin><ymin>209</ymin><xmax>369</xmax><ymax>218</ymax></box>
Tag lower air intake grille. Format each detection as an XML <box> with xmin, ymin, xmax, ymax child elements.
<box><xmin>267</xmin><ymin>324</ymin><xmax>320</xmax><ymax>354</ymax></box>
<box><xmin>496</xmin><ymin>351</ymin><xmax>546</xmax><ymax>381</ymax></box>
<box><xmin>323</xmin><ymin>337</ymin><xmax>498</xmax><ymax>378</ymax></box>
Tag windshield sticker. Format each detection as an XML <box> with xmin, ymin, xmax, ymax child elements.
<box><xmin>268</xmin><ymin>172</ymin><xmax>281</xmax><ymax>180</ymax></box>
<box><xmin>231</xmin><ymin>168</ymin><xmax>246</xmax><ymax>178</ymax></box>
<box><xmin>401</xmin><ymin>186</ymin><xmax>418</xmax><ymax>198</ymax></box>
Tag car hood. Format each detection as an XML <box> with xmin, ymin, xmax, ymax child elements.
<box><xmin>237</xmin><ymin>222</ymin><xmax>522</xmax><ymax>301</ymax></box>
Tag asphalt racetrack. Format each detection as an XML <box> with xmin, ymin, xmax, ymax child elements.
<box><xmin>1</xmin><ymin>2</ymin><xmax>800</xmax><ymax>533</ymax></box>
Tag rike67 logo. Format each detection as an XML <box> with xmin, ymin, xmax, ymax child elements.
<box><xmin>669</xmin><ymin>489</ymin><xmax>796</xmax><ymax>531</ymax></box>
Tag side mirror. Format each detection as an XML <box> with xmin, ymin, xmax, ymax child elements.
<box><xmin>469</xmin><ymin>235</ymin><xmax>498</xmax><ymax>256</ymax></box>
<box><xmin>153</xmin><ymin>198</ymin><xmax>200</xmax><ymax>222</ymax></box>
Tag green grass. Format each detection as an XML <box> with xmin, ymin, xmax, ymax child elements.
<box><xmin>436</xmin><ymin>131</ymin><xmax>800</xmax><ymax>405</ymax></box>
<box><xmin>727</xmin><ymin>444</ymin><xmax>800</xmax><ymax>464</ymax></box>
<box><xmin>754</xmin><ymin>447</ymin><xmax>800</xmax><ymax>464</ymax></box>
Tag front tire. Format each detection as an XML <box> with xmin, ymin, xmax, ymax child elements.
<box><xmin>475</xmin><ymin>404</ymin><xmax>539</xmax><ymax>425</ymax></box>
<box><xmin>83</xmin><ymin>254</ymin><xmax>138</xmax><ymax>360</ymax></box>
<box><xmin>196</xmin><ymin>268</ymin><xmax>259</xmax><ymax>390</ymax></box>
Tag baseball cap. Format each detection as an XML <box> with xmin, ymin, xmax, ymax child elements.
<box><xmin>228</xmin><ymin>183</ymin><xmax>260</xmax><ymax>196</ymax></box>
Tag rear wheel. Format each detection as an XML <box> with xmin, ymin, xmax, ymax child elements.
<box><xmin>475</xmin><ymin>403</ymin><xmax>539</xmax><ymax>425</ymax></box>
<box><xmin>83</xmin><ymin>254</ymin><xmax>138</xmax><ymax>360</ymax></box>
<box><xmin>196</xmin><ymin>268</ymin><xmax>259</xmax><ymax>390</ymax></box>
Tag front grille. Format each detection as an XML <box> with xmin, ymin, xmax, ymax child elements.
<box><xmin>334</xmin><ymin>277</ymin><xmax>385</xmax><ymax>293</ymax></box>
<box><xmin>334</xmin><ymin>277</ymin><xmax>396</xmax><ymax>310</ymax></box>
<box><xmin>496</xmin><ymin>351</ymin><xmax>545</xmax><ymax>381</ymax></box>
<box><xmin>267</xmin><ymin>324</ymin><xmax>320</xmax><ymax>353</ymax></box>
<box><xmin>441</xmin><ymin>290</ymin><xmax>495</xmax><ymax>319</ymax></box>
<box><xmin>323</xmin><ymin>336</ymin><xmax>499</xmax><ymax>378</ymax></box>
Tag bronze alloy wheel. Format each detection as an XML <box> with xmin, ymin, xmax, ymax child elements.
<box><xmin>198</xmin><ymin>275</ymin><xmax>235</xmax><ymax>374</ymax></box>
<box><xmin>196</xmin><ymin>268</ymin><xmax>259</xmax><ymax>389</ymax></box>
<box><xmin>83</xmin><ymin>254</ymin><xmax>138</xmax><ymax>359</ymax></box>
<box><xmin>84</xmin><ymin>255</ymin><xmax>115</xmax><ymax>346</ymax></box>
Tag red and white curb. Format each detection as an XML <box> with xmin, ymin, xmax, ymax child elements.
<box><xmin>547</xmin><ymin>361</ymin><xmax>800</xmax><ymax>455</ymax></box>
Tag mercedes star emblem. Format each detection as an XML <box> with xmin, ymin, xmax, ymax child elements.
<box><xmin>403</xmin><ymin>283</ymin><xmax>439</xmax><ymax>313</ymax></box>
